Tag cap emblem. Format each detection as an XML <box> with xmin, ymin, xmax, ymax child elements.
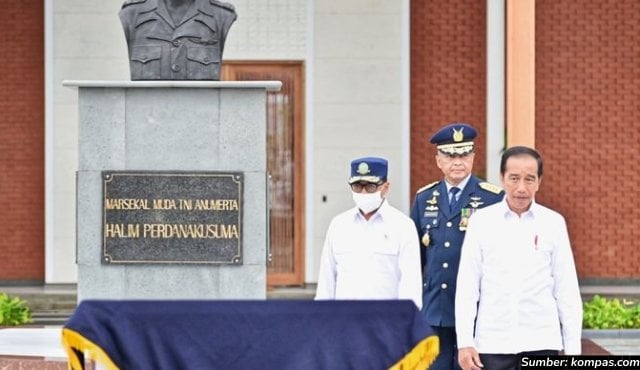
<box><xmin>452</xmin><ymin>128</ymin><xmax>464</xmax><ymax>142</ymax></box>
<box><xmin>357</xmin><ymin>162</ymin><xmax>370</xmax><ymax>175</ymax></box>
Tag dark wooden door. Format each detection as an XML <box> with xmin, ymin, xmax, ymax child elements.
<box><xmin>222</xmin><ymin>62</ymin><xmax>305</xmax><ymax>286</ymax></box>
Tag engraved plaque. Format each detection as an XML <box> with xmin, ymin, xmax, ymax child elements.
<box><xmin>102</xmin><ymin>171</ymin><xmax>243</xmax><ymax>264</ymax></box>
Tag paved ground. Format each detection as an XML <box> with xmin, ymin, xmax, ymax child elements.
<box><xmin>593</xmin><ymin>338</ymin><xmax>640</xmax><ymax>355</ymax></box>
<box><xmin>0</xmin><ymin>327</ymin><xmax>65</xmax><ymax>358</ymax></box>
<box><xmin>583</xmin><ymin>330</ymin><xmax>640</xmax><ymax>355</ymax></box>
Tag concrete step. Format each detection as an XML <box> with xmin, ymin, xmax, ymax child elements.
<box><xmin>267</xmin><ymin>286</ymin><xmax>315</xmax><ymax>300</ymax></box>
<box><xmin>3</xmin><ymin>284</ymin><xmax>640</xmax><ymax>326</ymax></box>
<box><xmin>1</xmin><ymin>285</ymin><xmax>77</xmax><ymax>313</ymax></box>
<box><xmin>580</xmin><ymin>285</ymin><xmax>640</xmax><ymax>303</ymax></box>
<box><xmin>18</xmin><ymin>294</ymin><xmax>77</xmax><ymax>312</ymax></box>
<box><xmin>31</xmin><ymin>310</ymin><xmax>73</xmax><ymax>326</ymax></box>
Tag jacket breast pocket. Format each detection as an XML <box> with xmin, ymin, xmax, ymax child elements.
<box><xmin>130</xmin><ymin>46</ymin><xmax>162</xmax><ymax>80</ymax></box>
<box><xmin>422</xmin><ymin>217</ymin><xmax>439</xmax><ymax>230</ymax></box>
<box><xmin>532</xmin><ymin>239</ymin><xmax>553</xmax><ymax>265</ymax></box>
<box><xmin>373</xmin><ymin>241</ymin><xmax>398</xmax><ymax>257</ymax></box>
<box><xmin>186</xmin><ymin>46</ymin><xmax>220</xmax><ymax>80</ymax></box>
<box><xmin>371</xmin><ymin>240</ymin><xmax>399</xmax><ymax>272</ymax></box>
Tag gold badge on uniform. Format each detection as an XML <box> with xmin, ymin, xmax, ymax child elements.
<box><xmin>424</xmin><ymin>190</ymin><xmax>440</xmax><ymax>217</ymax></box>
<box><xmin>422</xmin><ymin>225</ymin><xmax>432</xmax><ymax>247</ymax></box>
<box><xmin>425</xmin><ymin>194</ymin><xmax>438</xmax><ymax>212</ymax></box>
<box><xmin>422</xmin><ymin>189</ymin><xmax>440</xmax><ymax>246</ymax></box>
<box><xmin>422</xmin><ymin>232</ymin><xmax>431</xmax><ymax>247</ymax></box>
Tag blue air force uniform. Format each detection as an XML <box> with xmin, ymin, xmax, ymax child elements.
<box><xmin>410</xmin><ymin>123</ymin><xmax>504</xmax><ymax>370</ymax></box>
<box><xmin>411</xmin><ymin>176</ymin><xmax>503</xmax><ymax>326</ymax></box>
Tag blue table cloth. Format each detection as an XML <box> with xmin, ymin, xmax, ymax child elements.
<box><xmin>62</xmin><ymin>299</ymin><xmax>438</xmax><ymax>370</ymax></box>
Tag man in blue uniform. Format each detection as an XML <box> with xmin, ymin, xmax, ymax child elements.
<box><xmin>410</xmin><ymin>123</ymin><xmax>504</xmax><ymax>370</ymax></box>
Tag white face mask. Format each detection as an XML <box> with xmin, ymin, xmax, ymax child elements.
<box><xmin>352</xmin><ymin>191</ymin><xmax>383</xmax><ymax>214</ymax></box>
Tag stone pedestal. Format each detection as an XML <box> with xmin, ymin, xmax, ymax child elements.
<box><xmin>63</xmin><ymin>80</ymin><xmax>281</xmax><ymax>301</ymax></box>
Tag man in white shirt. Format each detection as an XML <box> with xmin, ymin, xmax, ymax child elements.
<box><xmin>455</xmin><ymin>146</ymin><xmax>582</xmax><ymax>370</ymax></box>
<box><xmin>411</xmin><ymin>123</ymin><xmax>504</xmax><ymax>370</ymax></box>
<box><xmin>315</xmin><ymin>156</ymin><xmax>423</xmax><ymax>309</ymax></box>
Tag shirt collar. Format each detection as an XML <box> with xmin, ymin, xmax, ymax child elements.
<box><xmin>445</xmin><ymin>175</ymin><xmax>471</xmax><ymax>194</ymax></box>
<box><xmin>500</xmin><ymin>198</ymin><xmax>539</xmax><ymax>220</ymax></box>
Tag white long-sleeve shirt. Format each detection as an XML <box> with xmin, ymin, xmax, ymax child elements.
<box><xmin>315</xmin><ymin>200</ymin><xmax>423</xmax><ymax>309</ymax></box>
<box><xmin>455</xmin><ymin>200</ymin><xmax>582</xmax><ymax>354</ymax></box>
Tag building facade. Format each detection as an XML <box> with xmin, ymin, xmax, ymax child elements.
<box><xmin>0</xmin><ymin>0</ymin><xmax>638</xmax><ymax>285</ymax></box>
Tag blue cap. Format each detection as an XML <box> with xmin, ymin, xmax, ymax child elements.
<box><xmin>348</xmin><ymin>157</ymin><xmax>388</xmax><ymax>184</ymax></box>
<box><xmin>430</xmin><ymin>123</ymin><xmax>477</xmax><ymax>155</ymax></box>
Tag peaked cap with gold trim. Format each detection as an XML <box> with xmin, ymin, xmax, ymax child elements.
<box><xmin>430</xmin><ymin>123</ymin><xmax>477</xmax><ymax>155</ymax></box>
<box><xmin>348</xmin><ymin>157</ymin><xmax>388</xmax><ymax>184</ymax></box>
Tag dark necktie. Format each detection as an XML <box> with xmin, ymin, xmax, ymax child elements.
<box><xmin>449</xmin><ymin>187</ymin><xmax>460</xmax><ymax>212</ymax></box>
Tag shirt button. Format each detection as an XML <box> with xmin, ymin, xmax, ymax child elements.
<box><xmin>172</xmin><ymin>40</ymin><xmax>181</xmax><ymax>47</ymax></box>
<box><xmin>203</xmin><ymin>57</ymin><xmax>210</xmax><ymax>62</ymax></box>
<box><xmin>423</xmin><ymin>283</ymin><xmax>427</xmax><ymax>287</ymax></box>
<box><xmin>443</xmin><ymin>262</ymin><xmax>449</xmax><ymax>268</ymax></box>
<box><xmin>444</xmin><ymin>242</ymin><xmax>450</xmax><ymax>248</ymax></box>
<box><xmin>171</xmin><ymin>64</ymin><xmax>181</xmax><ymax>72</ymax></box>
<box><xmin>446</xmin><ymin>222</ymin><xmax>452</xmax><ymax>227</ymax></box>
<box><xmin>141</xmin><ymin>55</ymin><xmax>147</xmax><ymax>61</ymax></box>
<box><xmin>441</xmin><ymin>283</ymin><xmax>447</xmax><ymax>289</ymax></box>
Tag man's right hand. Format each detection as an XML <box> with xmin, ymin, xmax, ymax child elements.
<box><xmin>458</xmin><ymin>347</ymin><xmax>483</xmax><ymax>370</ymax></box>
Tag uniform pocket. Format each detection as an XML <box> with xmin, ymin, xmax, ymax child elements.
<box><xmin>373</xmin><ymin>239</ymin><xmax>398</xmax><ymax>256</ymax></box>
<box><xmin>422</xmin><ymin>217</ymin><xmax>439</xmax><ymax>236</ymax></box>
<box><xmin>186</xmin><ymin>46</ymin><xmax>220</xmax><ymax>79</ymax></box>
<box><xmin>130</xmin><ymin>45</ymin><xmax>162</xmax><ymax>80</ymax></box>
<box><xmin>371</xmin><ymin>240</ymin><xmax>398</xmax><ymax>275</ymax></box>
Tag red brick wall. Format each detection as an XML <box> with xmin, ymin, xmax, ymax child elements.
<box><xmin>0</xmin><ymin>2</ymin><xmax>45</xmax><ymax>282</ymax></box>
<box><xmin>410</xmin><ymin>0</ymin><xmax>488</xmax><ymax>194</ymax></box>
<box><xmin>535</xmin><ymin>0</ymin><xmax>640</xmax><ymax>280</ymax></box>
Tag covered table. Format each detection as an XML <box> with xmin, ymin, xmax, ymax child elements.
<box><xmin>62</xmin><ymin>300</ymin><xmax>438</xmax><ymax>370</ymax></box>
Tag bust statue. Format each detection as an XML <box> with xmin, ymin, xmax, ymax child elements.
<box><xmin>119</xmin><ymin>0</ymin><xmax>237</xmax><ymax>80</ymax></box>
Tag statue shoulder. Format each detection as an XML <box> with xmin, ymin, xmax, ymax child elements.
<box><xmin>478</xmin><ymin>181</ymin><xmax>503</xmax><ymax>194</ymax></box>
<box><xmin>121</xmin><ymin>0</ymin><xmax>147</xmax><ymax>8</ymax></box>
<box><xmin>416</xmin><ymin>181</ymin><xmax>440</xmax><ymax>194</ymax></box>
<box><xmin>209</xmin><ymin>0</ymin><xmax>236</xmax><ymax>12</ymax></box>
<box><xmin>120</xmin><ymin>0</ymin><xmax>156</xmax><ymax>15</ymax></box>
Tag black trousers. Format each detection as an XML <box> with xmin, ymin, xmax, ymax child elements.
<box><xmin>479</xmin><ymin>350</ymin><xmax>559</xmax><ymax>370</ymax></box>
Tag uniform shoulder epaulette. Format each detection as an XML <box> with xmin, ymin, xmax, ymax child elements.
<box><xmin>479</xmin><ymin>182</ymin><xmax>503</xmax><ymax>194</ymax></box>
<box><xmin>122</xmin><ymin>0</ymin><xmax>147</xmax><ymax>8</ymax></box>
<box><xmin>210</xmin><ymin>0</ymin><xmax>236</xmax><ymax>11</ymax></box>
<box><xmin>416</xmin><ymin>181</ymin><xmax>439</xmax><ymax>194</ymax></box>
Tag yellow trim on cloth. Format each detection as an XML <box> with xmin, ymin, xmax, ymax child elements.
<box><xmin>60</xmin><ymin>327</ymin><xmax>437</xmax><ymax>370</ymax></box>
<box><xmin>61</xmin><ymin>328</ymin><xmax>120</xmax><ymax>370</ymax></box>
<box><xmin>388</xmin><ymin>335</ymin><xmax>439</xmax><ymax>370</ymax></box>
